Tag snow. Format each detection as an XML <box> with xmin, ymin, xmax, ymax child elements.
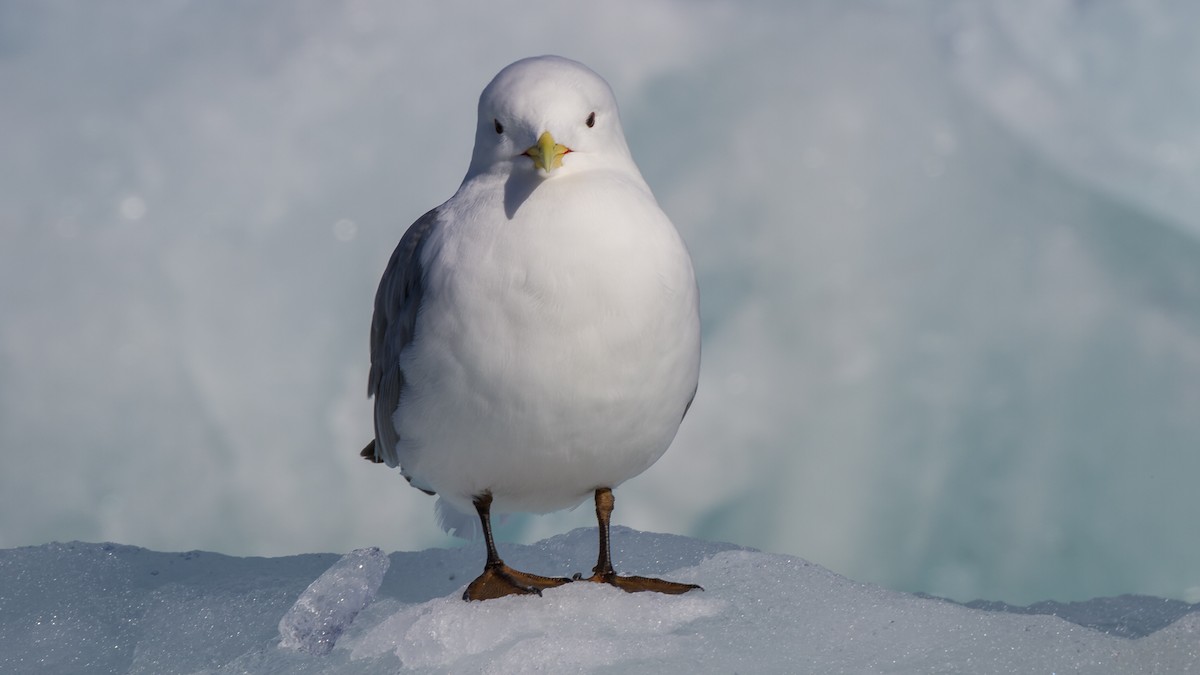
<box><xmin>2</xmin><ymin>530</ymin><xmax>1197</xmax><ymax>674</ymax></box>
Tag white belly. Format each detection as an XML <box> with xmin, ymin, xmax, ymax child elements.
<box><xmin>392</xmin><ymin>172</ymin><xmax>700</xmax><ymax>515</ymax></box>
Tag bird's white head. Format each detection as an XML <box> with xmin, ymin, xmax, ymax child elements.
<box><xmin>465</xmin><ymin>56</ymin><xmax>636</xmax><ymax>180</ymax></box>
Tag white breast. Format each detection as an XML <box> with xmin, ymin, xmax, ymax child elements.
<box><xmin>392</xmin><ymin>170</ymin><xmax>700</xmax><ymax>516</ymax></box>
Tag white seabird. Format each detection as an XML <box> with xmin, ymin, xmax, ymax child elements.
<box><xmin>363</xmin><ymin>55</ymin><xmax>701</xmax><ymax>601</ymax></box>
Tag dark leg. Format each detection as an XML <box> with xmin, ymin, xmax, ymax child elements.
<box><xmin>462</xmin><ymin>492</ymin><xmax>572</xmax><ymax>601</ymax></box>
<box><xmin>574</xmin><ymin>487</ymin><xmax>702</xmax><ymax>594</ymax></box>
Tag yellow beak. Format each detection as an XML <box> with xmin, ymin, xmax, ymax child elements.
<box><xmin>523</xmin><ymin>131</ymin><xmax>570</xmax><ymax>172</ymax></box>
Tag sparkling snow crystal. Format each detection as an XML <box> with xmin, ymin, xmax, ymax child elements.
<box><xmin>278</xmin><ymin>547</ymin><xmax>390</xmax><ymax>655</ymax></box>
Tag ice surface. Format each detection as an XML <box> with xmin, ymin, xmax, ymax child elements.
<box><xmin>5</xmin><ymin>0</ymin><xmax>1200</xmax><ymax>608</ymax></box>
<box><xmin>1</xmin><ymin>530</ymin><xmax>1197</xmax><ymax>675</ymax></box>
<box><xmin>278</xmin><ymin>547</ymin><xmax>389</xmax><ymax>655</ymax></box>
<box><xmin>958</xmin><ymin>595</ymin><xmax>1200</xmax><ymax>640</ymax></box>
<box><xmin>945</xmin><ymin>1</ymin><xmax>1200</xmax><ymax>237</ymax></box>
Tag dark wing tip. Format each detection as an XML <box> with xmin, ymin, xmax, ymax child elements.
<box><xmin>360</xmin><ymin>439</ymin><xmax>384</xmax><ymax>463</ymax></box>
<box><xmin>406</xmin><ymin>475</ymin><xmax>437</xmax><ymax>496</ymax></box>
<box><xmin>681</xmin><ymin>382</ymin><xmax>698</xmax><ymax>422</ymax></box>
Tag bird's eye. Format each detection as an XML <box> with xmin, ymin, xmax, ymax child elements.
<box><xmin>493</xmin><ymin>119</ymin><xmax>504</xmax><ymax>134</ymax></box>
<box><xmin>585</xmin><ymin>112</ymin><xmax>596</xmax><ymax>128</ymax></box>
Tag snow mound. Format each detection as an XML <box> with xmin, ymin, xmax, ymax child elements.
<box><xmin>1</xmin><ymin>529</ymin><xmax>1197</xmax><ymax>674</ymax></box>
<box><xmin>353</xmin><ymin>581</ymin><xmax>721</xmax><ymax>671</ymax></box>
<box><xmin>279</xmin><ymin>547</ymin><xmax>389</xmax><ymax>655</ymax></box>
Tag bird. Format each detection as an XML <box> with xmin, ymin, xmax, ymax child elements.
<box><xmin>361</xmin><ymin>55</ymin><xmax>701</xmax><ymax>601</ymax></box>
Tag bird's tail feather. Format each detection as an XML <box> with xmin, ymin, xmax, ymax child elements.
<box><xmin>435</xmin><ymin>497</ymin><xmax>510</xmax><ymax>540</ymax></box>
<box><xmin>359</xmin><ymin>440</ymin><xmax>383</xmax><ymax>463</ymax></box>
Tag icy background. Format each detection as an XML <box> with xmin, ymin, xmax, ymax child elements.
<box><xmin>4</xmin><ymin>0</ymin><xmax>1200</xmax><ymax>607</ymax></box>
<box><xmin>2</xmin><ymin>531</ymin><xmax>1198</xmax><ymax>674</ymax></box>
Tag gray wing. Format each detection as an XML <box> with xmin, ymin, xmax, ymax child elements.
<box><xmin>361</xmin><ymin>207</ymin><xmax>440</xmax><ymax>480</ymax></box>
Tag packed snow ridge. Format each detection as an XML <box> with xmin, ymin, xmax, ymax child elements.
<box><xmin>1</xmin><ymin>528</ymin><xmax>1197</xmax><ymax>674</ymax></box>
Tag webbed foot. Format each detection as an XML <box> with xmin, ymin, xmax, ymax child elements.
<box><xmin>463</xmin><ymin>563</ymin><xmax>572</xmax><ymax>601</ymax></box>
<box><xmin>573</xmin><ymin>571</ymin><xmax>702</xmax><ymax>595</ymax></box>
